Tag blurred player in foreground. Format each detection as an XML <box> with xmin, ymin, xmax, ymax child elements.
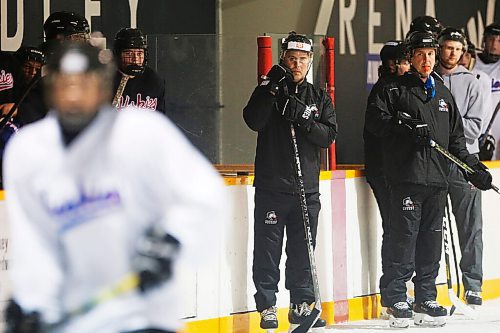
<box><xmin>3</xmin><ymin>42</ymin><xmax>227</xmax><ymax>333</ymax></box>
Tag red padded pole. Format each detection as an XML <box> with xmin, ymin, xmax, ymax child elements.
<box><xmin>257</xmin><ymin>36</ymin><xmax>273</xmax><ymax>84</ymax></box>
<box><xmin>323</xmin><ymin>37</ymin><xmax>336</xmax><ymax>170</ymax></box>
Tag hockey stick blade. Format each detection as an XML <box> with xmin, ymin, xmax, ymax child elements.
<box><xmin>291</xmin><ymin>308</ymin><xmax>321</xmax><ymax>333</ymax></box>
<box><xmin>448</xmin><ymin>289</ymin><xmax>479</xmax><ymax>319</ymax></box>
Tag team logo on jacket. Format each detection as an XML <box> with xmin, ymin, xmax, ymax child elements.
<box><xmin>402</xmin><ymin>197</ymin><xmax>415</xmax><ymax>211</ymax></box>
<box><xmin>438</xmin><ymin>99</ymin><xmax>449</xmax><ymax>112</ymax></box>
<box><xmin>116</xmin><ymin>93</ymin><xmax>158</xmax><ymax>110</ymax></box>
<box><xmin>305</xmin><ymin>104</ymin><xmax>320</xmax><ymax>119</ymax></box>
<box><xmin>0</xmin><ymin>70</ymin><xmax>14</xmax><ymax>92</ymax></box>
<box><xmin>265</xmin><ymin>211</ymin><xmax>278</xmax><ymax>225</ymax></box>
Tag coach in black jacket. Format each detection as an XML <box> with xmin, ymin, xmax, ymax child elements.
<box><xmin>365</xmin><ymin>31</ymin><xmax>492</xmax><ymax>326</ymax></box>
<box><xmin>243</xmin><ymin>32</ymin><xmax>336</xmax><ymax>330</ymax></box>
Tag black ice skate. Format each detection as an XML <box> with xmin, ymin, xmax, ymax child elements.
<box><xmin>381</xmin><ymin>294</ymin><xmax>415</xmax><ymax>320</ymax></box>
<box><xmin>413</xmin><ymin>300</ymin><xmax>447</xmax><ymax>327</ymax></box>
<box><xmin>260</xmin><ymin>306</ymin><xmax>278</xmax><ymax>332</ymax></box>
<box><xmin>465</xmin><ymin>290</ymin><xmax>482</xmax><ymax>307</ymax></box>
<box><xmin>288</xmin><ymin>302</ymin><xmax>326</xmax><ymax>332</ymax></box>
<box><xmin>387</xmin><ymin>301</ymin><xmax>412</xmax><ymax>328</ymax></box>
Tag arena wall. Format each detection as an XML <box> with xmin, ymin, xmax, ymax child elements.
<box><xmin>2</xmin><ymin>164</ymin><xmax>500</xmax><ymax>332</ymax></box>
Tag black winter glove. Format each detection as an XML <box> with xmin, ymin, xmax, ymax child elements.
<box><xmin>282</xmin><ymin>96</ymin><xmax>315</xmax><ymax>131</ymax></box>
<box><xmin>5</xmin><ymin>299</ymin><xmax>42</xmax><ymax>333</ymax></box>
<box><xmin>396</xmin><ymin>112</ymin><xmax>430</xmax><ymax>146</ymax></box>
<box><xmin>132</xmin><ymin>226</ymin><xmax>181</xmax><ymax>293</ymax></box>
<box><xmin>466</xmin><ymin>161</ymin><xmax>493</xmax><ymax>191</ymax></box>
<box><xmin>261</xmin><ymin>64</ymin><xmax>293</xmax><ymax>95</ymax></box>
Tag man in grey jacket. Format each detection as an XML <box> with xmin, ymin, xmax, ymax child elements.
<box><xmin>436</xmin><ymin>27</ymin><xmax>489</xmax><ymax>306</ymax></box>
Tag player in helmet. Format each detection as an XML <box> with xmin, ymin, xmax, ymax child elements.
<box><xmin>43</xmin><ymin>11</ymin><xmax>90</xmax><ymax>43</ymax></box>
<box><xmin>379</xmin><ymin>40</ymin><xmax>410</xmax><ymax>77</ymax></box>
<box><xmin>475</xmin><ymin>23</ymin><xmax>500</xmax><ymax>160</ymax></box>
<box><xmin>244</xmin><ymin>31</ymin><xmax>337</xmax><ymax>332</ymax></box>
<box><xmin>366</xmin><ymin>30</ymin><xmax>493</xmax><ymax>328</ymax></box>
<box><xmin>14</xmin><ymin>46</ymin><xmax>46</xmax><ymax>83</ymax></box>
<box><xmin>406</xmin><ymin>15</ymin><xmax>444</xmax><ymax>39</ymax></box>
<box><xmin>364</xmin><ymin>40</ymin><xmax>411</xmax><ymax>318</ymax></box>
<box><xmin>436</xmin><ymin>27</ymin><xmax>491</xmax><ymax>308</ymax></box>
<box><xmin>18</xmin><ymin>12</ymin><xmax>91</xmax><ymax>127</ymax></box>
<box><xmin>112</xmin><ymin>28</ymin><xmax>166</xmax><ymax>113</ymax></box>
<box><xmin>4</xmin><ymin>42</ymin><xmax>227</xmax><ymax>333</ymax></box>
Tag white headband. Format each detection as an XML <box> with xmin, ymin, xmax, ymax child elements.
<box><xmin>286</xmin><ymin>41</ymin><xmax>312</xmax><ymax>52</ymax></box>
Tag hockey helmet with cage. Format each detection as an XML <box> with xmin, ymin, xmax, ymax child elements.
<box><xmin>43</xmin><ymin>11</ymin><xmax>90</xmax><ymax>41</ymax></box>
<box><xmin>280</xmin><ymin>32</ymin><xmax>313</xmax><ymax>58</ymax></box>
<box><xmin>407</xmin><ymin>16</ymin><xmax>444</xmax><ymax>38</ymax></box>
<box><xmin>14</xmin><ymin>46</ymin><xmax>46</xmax><ymax>65</ymax></box>
<box><xmin>437</xmin><ymin>27</ymin><xmax>468</xmax><ymax>52</ymax></box>
<box><xmin>113</xmin><ymin>28</ymin><xmax>148</xmax><ymax>75</ymax></box>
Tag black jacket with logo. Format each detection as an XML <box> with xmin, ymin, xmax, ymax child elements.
<box><xmin>113</xmin><ymin>67</ymin><xmax>166</xmax><ymax>113</ymax></box>
<box><xmin>243</xmin><ymin>79</ymin><xmax>337</xmax><ymax>193</ymax></box>
<box><xmin>365</xmin><ymin>72</ymin><xmax>472</xmax><ymax>188</ymax></box>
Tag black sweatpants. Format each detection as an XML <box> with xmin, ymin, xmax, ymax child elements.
<box><xmin>252</xmin><ymin>188</ymin><xmax>321</xmax><ymax>312</ymax></box>
<box><xmin>367</xmin><ymin>175</ymin><xmax>391</xmax><ymax>272</ymax></box>
<box><xmin>380</xmin><ymin>183</ymin><xmax>447</xmax><ymax>307</ymax></box>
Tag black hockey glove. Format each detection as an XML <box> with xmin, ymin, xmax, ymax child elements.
<box><xmin>466</xmin><ymin>161</ymin><xmax>493</xmax><ymax>191</ymax></box>
<box><xmin>396</xmin><ymin>112</ymin><xmax>430</xmax><ymax>146</ymax></box>
<box><xmin>478</xmin><ymin>134</ymin><xmax>495</xmax><ymax>161</ymax></box>
<box><xmin>132</xmin><ymin>226</ymin><xmax>181</xmax><ymax>293</ymax></box>
<box><xmin>282</xmin><ymin>96</ymin><xmax>315</xmax><ymax>131</ymax></box>
<box><xmin>5</xmin><ymin>299</ymin><xmax>42</xmax><ymax>333</ymax></box>
<box><xmin>261</xmin><ymin>64</ymin><xmax>293</xmax><ymax>95</ymax></box>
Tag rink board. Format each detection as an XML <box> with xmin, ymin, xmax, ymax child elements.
<box><xmin>1</xmin><ymin>165</ymin><xmax>500</xmax><ymax>332</ymax></box>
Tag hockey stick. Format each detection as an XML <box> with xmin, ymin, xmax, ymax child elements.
<box><xmin>445</xmin><ymin>200</ymin><xmax>461</xmax><ymax>316</ymax></box>
<box><xmin>442</xmin><ymin>205</ymin><xmax>478</xmax><ymax>319</ymax></box>
<box><xmin>479</xmin><ymin>101</ymin><xmax>500</xmax><ymax>147</ymax></box>
<box><xmin>429</xmin><ymin>139</ymin><xmax>500</xmax><ymax>194</ymax></box>
<box><xmin>289</xmin><ymin>123</ymin><xmax>322</xmax><ymax>333</ymax></box>
<box><xmin>0</xmin><ymin>74</ymin><xmax>41</xmax><ymax>131</ymax></box>
<box><xmin>44</xmin><ymin>273</ymin><xmax>139</xmax><ymax>330</ymax></box>
<box><xmin>112</xmin><ymin>72</ymin><xmax>132</xmax><ymax>108</ymax></box>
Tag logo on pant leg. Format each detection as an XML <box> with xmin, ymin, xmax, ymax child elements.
<box><xmin>402</xmin><ymin>197</ymin><xmax>415</xmax><ymax>211</ymax></box>
<box><xmin>265</xmin><ymin>211</ymin><xmax>278</xmax><ymax>224</ymax></box>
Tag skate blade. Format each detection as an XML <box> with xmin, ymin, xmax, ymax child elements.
<box><xmin>311</xmin><ymin>328</ymin><xmax>326</xmax><ymax>333</ymax></box>
<box><xmin>388</xmin><ymin>315</ymin><xmax>409</xmax><ymax>328</ymax></box>
<box><xmin>265</xmin><ymin>330</ymin><xmax>276</xmax><ymax>333</ymax></box>
<box><xmin>414</xmin><ymin>313</ymin><xmax>446</xmax><ymax>327</ymax></box>
<box><xmin>288</xmin><ymin>323</ymin><xmax>313</xmax><ymax>333</ymax></box>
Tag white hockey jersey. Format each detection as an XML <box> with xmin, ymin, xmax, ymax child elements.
<box><xmin>475</xmin><ymin>56</ymin><xmax>500</xmax><ymax>159</ymax></box>
<box><xmin>3</xmin><ymin>107</ymin><xmax>228</xmax><ymax>332</ymax></box>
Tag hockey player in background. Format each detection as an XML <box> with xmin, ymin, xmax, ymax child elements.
<box><xmin>435</xmin><ymin>27</ymin><xmax>490</xmax><ymax>307</ymax></box>
<box><xmin>475</xmin><ymin>23</ymin><xmax>500</xmax><ymax>160</ymax></box>
<box><xmin>365</xmin><ymin>31</ymin><xmax>493</xmax><ymax>328</ymax></box>
<box><xmin>18</xmin><ymin>11</ymin><xmax>91</xmax><ymax>126</ymax></box>
<box><xmin>363</xmin><ymin>40</ymin><xmax>410</xmax><ymax>306</ymax></box>
<box><xmin>112</xmin><ymin>28</ymin><xmax>166</xmax><ymax>113</ymax></box>
<box><xmin>4</xmin><ymin>42</ymin><xmax>227</xmax><ymax>333</ymax></box>
<box><xmin>243</xmin><ymin>32</ymin><xmax>337</xmax><ymax>332</ymax></box>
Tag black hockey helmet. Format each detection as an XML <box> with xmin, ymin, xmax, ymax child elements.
<box><xmin>14</xmin><ymin>46</ymin><xmax>46</xmax><ymax>65</ymax></box>
<box><xmin>280</xmin><ymin>31</ymin><xmax>313</xmax><ymax>58</ymax></box>
<box><xmin>405</xmin><ymin>31</ymin><xmax>439</xmax><ymax>54</ymax></box>
<box><xmin>113</xmin><ymin>28</ymin><xmax>148</xmax><ymax>75</ymax></box>
<box><xmin>380</xmin><ymin>40</ymin><xmax>407</xmax><ymax>63</ymax></box>
<box><xmin>407</xmin><ymin>16</ymin><xmax>444</xmax><ymax>38</ymax></box>
<box><xmin>437</xmin><ymin>27</ymin><xmax>467</xmax><ymax>52</ymax></box>
<box><xmin>43</xmin><ymin>11</ymin><xmax>90</xmax><ymax>41</ymax></box>
<box><xmin>484</xmin><ymin>23</ymin><xmax>500</xmax><ymax>37</ymax></box>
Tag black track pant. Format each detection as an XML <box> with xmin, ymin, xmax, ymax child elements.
<box><xmin>367</xmin><ymin>175</ymin><xmax>391</xmax><ymax>272</ymax></box>
<box><xmin>380</xmin><ymin>183</ymin><xmax>447</xmax><ymax>307</ymax></box>
<box><xmin>252</xmin><ymin>188</ymin><xmax>320</xmax><ymax>312</ymax></box>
